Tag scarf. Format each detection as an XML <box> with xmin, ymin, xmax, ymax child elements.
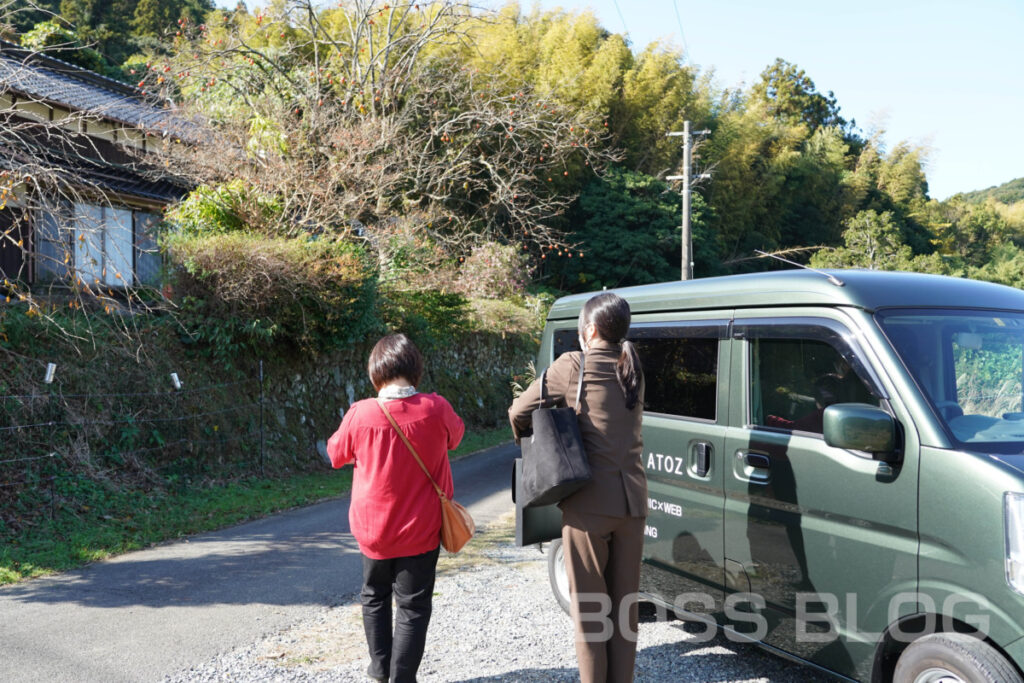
<box><xmin>378</xmin><ymin>384</ymin><xmax>418</xmax><ymax>401</ymax></box>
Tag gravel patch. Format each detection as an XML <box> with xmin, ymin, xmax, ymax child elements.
<box><xmin>166</xmin><ymin>514</ymin><xmax>830</xmax><ymax>682</ymax></box>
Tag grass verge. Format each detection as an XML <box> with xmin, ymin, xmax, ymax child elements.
<box><xmin>0</xmin><ymin>428</ymin><xmax>511</xmax><ymax>585</ymax></box>
<box><xmin>450</xmin><ymin>425</ymin><xmax>512</xmax><ymax>460</ymax></box>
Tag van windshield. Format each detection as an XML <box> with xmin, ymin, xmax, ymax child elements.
<box><xmin>878</xmin><ymin>309</ymin><xmax>1024</xmax><ymax>453</ymax></box>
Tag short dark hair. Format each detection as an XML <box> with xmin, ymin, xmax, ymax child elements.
<box><xmin>368</xmin><ymin>334</ymin><xmax>423</xmax><ymax>390</ymax></box>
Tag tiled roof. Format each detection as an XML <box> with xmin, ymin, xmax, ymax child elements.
<box><xmin>0</xmin><ymin>123</ymin><xmax>190</xmax><ymax>203</ymax></box>
<box><xmin>0</xmin><ymin>41</ymin><xmax>190</xmax><ymax>135</ymax></box>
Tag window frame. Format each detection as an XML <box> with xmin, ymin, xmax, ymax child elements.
<box><xmin>34</xmin><ymin>208</ymin><xmax>70</xmax><ymax>283</ymax></box>
<box><xmin>552</xmin><ymin>326</ymin><xmax>581</xmax><ymax>359</ymax></box>
<box><xmin>735</xmin><ymin>317</ymin><xmax>888</xmax><ymax>434</ymax></box>
<box><xmin>551</xmin><ymin>319</ymin><xmax>729</xmax><ymax>422</ymax></box>
<box><xmin>627</xmin><ymin>319</ymin><xmax>729</xmax><ymax>423</ymax></box>
<box><xmin>36</xmin><ymin>202</ymin><xmax>164</xmax><ymax>288</ymax></box>
<box><xmin>133</xmin><ymin>210</ymin><xmax>163</xmax><ymax>286</ymax></box>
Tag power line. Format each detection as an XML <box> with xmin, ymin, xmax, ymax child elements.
<box><xmin>0</xmin><ymin>453</ymin><xmax>55</xmax><ymax>466</ymax></box>
<box><xmin>0</xmin><ymin>401</ymin><xmax>262</xmax><ymax>433</ymax></box>
<box><xmin>0</xmin><ymin>378</ymin><xmax>258</xmax><ymax>402</ymax></box>
<box><xmin>610</xmin><ymin>0</ymin><xmax>629</xmax><ymax>37</ymax></box>
<box><xmin>672</xmin><ymin>0</ymin><xmax>690</xmax><ymax>57</ymax></box>
<box><xmin>0</xmin><ymin>475</ymin><xmax>57</xmax><ymax>490</ymax></box>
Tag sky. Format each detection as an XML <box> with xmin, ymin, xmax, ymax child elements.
<box><xmin>522</xmin><ymin>0</ymin><xmax>1024</xmax><ymax>200</ymax></box>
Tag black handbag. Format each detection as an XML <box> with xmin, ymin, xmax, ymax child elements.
<box><xmin>520</xmin><ymin>354</ymin><xmax>592</xmax><ymax>508</ymax></box>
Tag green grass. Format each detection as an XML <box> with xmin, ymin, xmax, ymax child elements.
<box><xmin>450</xmin><ymin>425</ymin><xmax>512</xmax><ymax>460</ymax></box>
<box><xmin>0</xmin><ymin>427</ymin><xmax>511</xmax><ymax>585</ymax></box>
<box><xmin>0</xmin><ymin>470</ymin><xmax>354</xmax><ymax>584</ymax></box>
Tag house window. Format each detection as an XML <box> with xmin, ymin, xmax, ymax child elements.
<box><xmin>35</xmin><ymin>210</ymin><xmax>69</xmax><ymax>283</ymax></box>
<box><xmin>75</xmin><ymin>202</ymin><xmax>133</xmax><ymax>287</ymax></box>
<box><xmin>0</xmin><ymin>207</ymin><xmax>32</xmax><ymax>282</ymax></box>
<box><xmin>134</xmin><ymin>211</ymin><xmax>162</xmax><ymax>286</ymax></box>
<box><xmin>37</xmin><ymin>203</ymin><xmax>163</xmax><ymax>288</ymax></box>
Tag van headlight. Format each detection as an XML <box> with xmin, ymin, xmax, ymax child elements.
<box><xmin>1006</xmin><ymin>492</ymin><xmax>1024</xmax><ymax>594</ymax></box>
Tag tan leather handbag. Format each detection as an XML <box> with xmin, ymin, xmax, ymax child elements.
<box><xmin>376</xmin><ymin>398</ymin><xmax>475</xmax><ymax>553</ymax></box>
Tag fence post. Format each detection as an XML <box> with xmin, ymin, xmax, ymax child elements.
<box><xmin>44</xmin><ymin>381</ymin><xmax>56</xmax><ymax>521</ymax></box>
<box><xmin>49</xmin><ymin>466</ymin><xmax>55</xmax><ymax>521</ymax></box>
<box><xmin>259</xmin><ymin>359</ymin><xmax>265</xmax><ymax>477</ymax></box>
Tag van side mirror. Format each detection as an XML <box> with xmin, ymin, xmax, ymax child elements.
<box><xmin>822</xmin><ymin>403</ymin><xmax>899</xmax><ymax>462</ymax></box>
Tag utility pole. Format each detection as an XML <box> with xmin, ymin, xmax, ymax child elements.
<box><xmin>667</xmin><ymin>121</ymin><xmax>710</xmax><ymax>280</ymax></box>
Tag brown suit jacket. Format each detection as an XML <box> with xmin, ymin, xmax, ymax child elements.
<box><xmin>509</xmin><ymin>339</ymin><xmax>647</xmax><ymax>518</ymax></box>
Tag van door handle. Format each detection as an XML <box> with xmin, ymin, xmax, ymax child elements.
<box><xmin>694</xmin><ymin>442</ymin><xmax>712</xmax><ymax>477</ymax></box>
<box><xmin>744</xmin><ymin>452</ymin><xmax>771</xmax><ymax>469</ymax></box>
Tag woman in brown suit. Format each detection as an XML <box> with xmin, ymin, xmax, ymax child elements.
<box><xmin>509</xmin><ymin>292</ymin><xmax>646</xmax><ymax>683</ymax></box>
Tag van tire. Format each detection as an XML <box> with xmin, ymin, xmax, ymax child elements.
<box><xmin>547</xmin><ymin>538</ymin><xmax>572</xmax><ymax>616</ymax></box>
<box><xmin>893</xmin><ymin>632</ymin><xmax>1022</xmax><ymax>683</ymax></box>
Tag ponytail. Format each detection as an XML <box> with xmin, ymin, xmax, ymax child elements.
<box><xmin>580</xmin><ymin>292</ymin><xmax>643</xmax><ymax>410</ymax></box>
<box><xmin>617</xmin><ymin>340</ymin><xmax>642</xmax><ymax>410</ymax></box>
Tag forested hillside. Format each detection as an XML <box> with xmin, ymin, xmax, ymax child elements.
<box><xmin>959</xmin><ymin>178</ymin><xmax>1024</xmax><ymax>206</ymax></box>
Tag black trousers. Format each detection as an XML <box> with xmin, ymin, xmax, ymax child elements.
<box><xmin>361</xmin><ymin>545</ymin><xmax>440</xmax><ymax>683</ymax></box>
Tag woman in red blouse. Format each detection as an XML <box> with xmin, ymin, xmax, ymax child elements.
<box><xmin>327</xmin><ymin>334</ymin><xmax>464</xmax><ymax>683</ymax></box>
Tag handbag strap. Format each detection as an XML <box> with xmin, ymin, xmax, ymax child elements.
<box><xmin>376</xmin><ymin>398</ymin><xmax>448</xmax><ymax>501</ymax></box>
<box><xmin>537</xmin><ymin>352</ymin><xmax>586</xmax><ymax>414</ymax></box>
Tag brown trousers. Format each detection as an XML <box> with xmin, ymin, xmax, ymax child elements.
<box><xmin>562</xmin><ymin>509</ymin><xmax>646</xmax><ymax>683</ymax></box>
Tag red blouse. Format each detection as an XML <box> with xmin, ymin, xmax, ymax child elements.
<box><xmin>327</xmin><ymin>393</ymin><xmax>464</xmax><ymax>560</ymax></box>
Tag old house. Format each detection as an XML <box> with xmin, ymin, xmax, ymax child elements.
<box><xmin>0</xmin><ymin>40</ymin><xmax>190</xmax><ymax>292</ymax></box>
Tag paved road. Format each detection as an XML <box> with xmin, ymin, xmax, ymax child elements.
<box><xmin>0</xmin><ymin>443</ymin><xmax>521</xmax><ymax>683</ymax></box>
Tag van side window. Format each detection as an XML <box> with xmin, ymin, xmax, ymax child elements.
<box><xmin>631</xmin><ymin>327</ymin><xmax>720</xmax><ymax>420</ymax></box>
<box><xmin>553</xmin><ymin>328</ymin><xmax>581</xmax><ymax>358</ymax></box>
<box><xmin>750</xmin><ymin>335</ymin><xmax>878</xmax><ymax>434</ymax></box>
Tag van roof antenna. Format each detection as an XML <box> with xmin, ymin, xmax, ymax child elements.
<box><xmin>753</xmin><ymin>250</ymin><xmax>845</xmax><ymax>287</ymax></box>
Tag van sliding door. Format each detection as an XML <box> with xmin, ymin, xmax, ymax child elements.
<box><xmin>630</xmin><ymin>319</ymin><xmax>731</xmax><ymax>615</ymax></box>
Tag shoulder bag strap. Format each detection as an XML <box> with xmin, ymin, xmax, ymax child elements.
<box><xmin>376</xmin><ymin>398</ymin><xmax>447</xmax><ymax>501</ymax></box>
<box><xmin>536</xmin><ymin>353</ymin><xmax>586</xmax><ymax>413</ymax></box>
<box><xmin>536</xmin><ymin>369</ymin><xmax>547</xmax><ymax>410</ymax></box>
<box><xmin>573</xmin><ymin>352</ymin><xmax>585</xmax><ymax>414</ymax></box>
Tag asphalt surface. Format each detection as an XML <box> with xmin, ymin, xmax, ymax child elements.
<box><xmin>0</xmin><ymin>442</ymin><xmax>521</xmax><ymax>683</ymax></box>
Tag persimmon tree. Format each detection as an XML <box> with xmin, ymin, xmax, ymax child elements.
<box><xmin>143</xmin><ymin>0</ymin><xmax>617</xmax><ymax>252</ymax></box>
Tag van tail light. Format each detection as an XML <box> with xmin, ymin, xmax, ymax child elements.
<box><xmin>1005</xmin><ymin>492</ymin><xmax>1024</xmax><ymax>594</ymax></box>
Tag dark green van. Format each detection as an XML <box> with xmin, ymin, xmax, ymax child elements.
<box><xmin>515</xmin><ymin>269</ymin><xmax>1024</xmax><ymax>683</ymax></box>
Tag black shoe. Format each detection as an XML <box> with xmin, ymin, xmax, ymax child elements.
<box><xmin>366</xmin><ymin>664</ymin><xmax>388</xmax><ymax>682</ymax></box>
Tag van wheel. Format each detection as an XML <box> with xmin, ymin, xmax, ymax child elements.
<box><xmin>547</xmin><ymin>538</ymin><xmax>571</xmax><ymax>616</ymax></box>
<box><xmin>893</xmin><ymin>633</ymin><xmax>1022</xmax><ymax>683</ymax></box>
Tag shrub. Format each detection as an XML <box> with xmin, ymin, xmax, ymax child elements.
<box><xmin>455</xmin><ymin>242</ymin><xmax>530</xmax><ymax>299</ymax></box>
<box><xmin>165</xmin><ymin>179</ymin><xmax>284</xmax><ymax>236</ymax></box>
<box><xmin>366</xmin><ymin>215</ymin><xmax>458</xmax><ymax>291</ymax></box>
<box><xmin>378</xmin><ymin>288</ymin><xmax>471</xmax><ymax>351</ymax></box>
<box><xmin>468</xmin><ymin>298</ymin><xmax>545</xmax><ymax>337</ymax></box>
<box><xmin>166</xmin><ymin>233</ymin><xmax>378</xmax><ymax>360</ymax></box>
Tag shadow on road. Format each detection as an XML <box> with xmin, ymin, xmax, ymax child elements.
<box><xmin>1</xmin><ymin>525</ymin><xmax>363</xmax><ymax>608</ymax></box>
<box><xmin>0</xmin><ymin>443</ymin><xmax>520</xmax><ymax>611</ymax></box>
